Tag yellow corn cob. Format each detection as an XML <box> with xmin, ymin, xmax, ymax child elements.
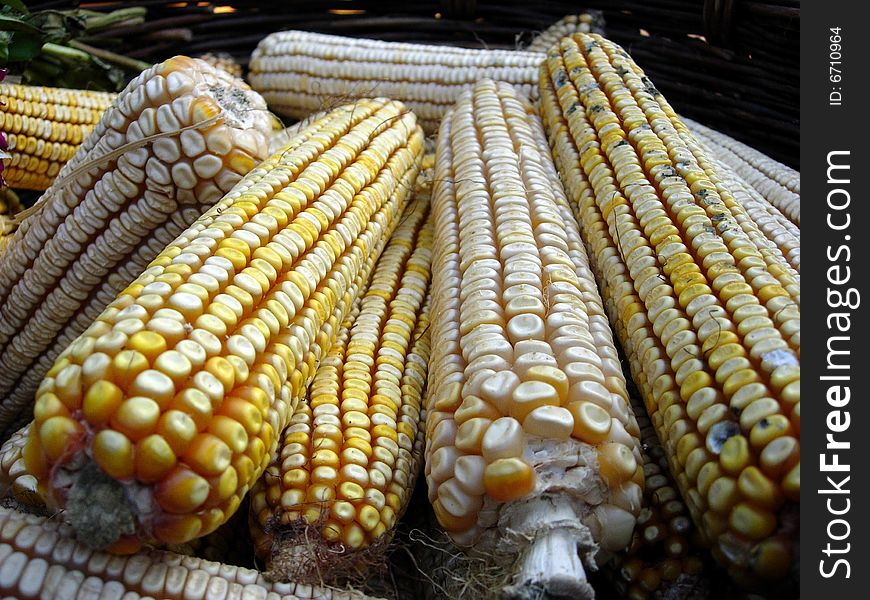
<box><xmin>0</xmin><ymin>505</ymin><xmax>381</xmax><ymax>599</ymax></box>
<box><xmin>197</xmin><ymin>52</ymin><xmax>244</xmax><ymax>78</ymax></box>
<box><xmin>527</xmin><ymin>14</ymin><xmax>600</xmax><ymax>53</ymax></box>
<box><xmin>0</xmin><ymin>57</ymin><xmax>273</xmax><ymax>438</ymax></box>
<box><xmin>426</xmin><ymin>79</ymin><xmax>642</xmax><ymax>597</ymax></box>
<box><xmin>248</xmin><ymin>30</ymin><xmax>544</xmax><ymax>134</ymax></box>
<box><xmin>0</xmin><ymin>84</ymin><xmax>117</xmax><ymax>191</ymax></box>
<box><xmin>251</xmin><ymin>198</ymin><xmax>433</xmax><ymax>580</ymax></box>
<box><xmin>539</xmin><ymin>33</ymin><xmax>799</xmax><ymax>584</ymax></box>
<box><xmin>24</xmin><ymin>98</ymin><xmax>424</xmax><ymax>556</ymax></box>
<box><xmin>684</xmin><ymin>117</ymin><xmax>800</xmax><ymax>226</ymax></box>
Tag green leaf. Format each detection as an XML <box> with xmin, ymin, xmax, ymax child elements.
<box><xmin>0</xmin><ymin>13</ymin><xmax>41</xmax><ymax>34</ymax></box>
<box><xmin>1</xmin><ymin>1</ymin><xmax>30</xmax><ymax>15</ymax></box>
<box><xmin>0</xmin><ymin>29</ymin><xmax>12</xmax><ymax>64</ymax></box>
<box><xmin>7</xmin><ymin>31</ymin><xmax>40</xmax><ymax>61</ymax></box>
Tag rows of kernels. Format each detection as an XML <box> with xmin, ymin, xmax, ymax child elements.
<box><xmin>0</xmin><ymin>57</ymin><xmax>274</xmax><ymax>437</ymax></box>
<box><xmin>197</xmin><ymin>52</ymin><xmax>244</xmax><ymax>78</ymax></box>
<box><xmin>607</xmin><ymin>398</ymin><xmax>707</xmax><ymax>600</ymax></box>
<box><xmin>683</xmin><ymin>117</ymin><xmax>799</xmax><ymax>226</ymax></box>
<box><xmin>0</xmin><ymin>84</ymin><xmax>117</xmax><ymax>191</ymax></box>
<box><xmin>539</xmin><ymin>33</ymin><xmax>799</xmax><ymax>580</ymax></box>
<box><xmin>609</xmin><ymin>52</ymin><xmax>800</xmax><ymax>298</ymax></box>
<box><xmin>426</xmin><ymin>79</ymin><xmax>641</xmax><ymax>547</ymax></box>
<box><xmin>25</xmin><ymin>98</ymin><xmax>424</xmax><ymax>550</ymax></box>
<box><xmin>690</xmin><ymin>144</ymin><xmax>799</xmax><ymax>275</ymax></box>
<box><xmin>250</xmin><ymin>286</ymin><xmax>368</xmax><ymax>555</ymax></box>
<box><xmin>0</xmin><ymin>506</ymin><xmax>374</xmax><ymax>600</ymax></box>
<box><xmin>257</xmin><ymin>199</ymin><xmax>433</xmax><ymax>555</ymax></box>
<box><xmin>249</xmin><ymin>30</ymin><xmax>544</xmax><ymax>133</ymax></box>
<box><xmin>526</xmin><ymin>14</ymin><xmax>598</xmax><ymax>53</ymax></box>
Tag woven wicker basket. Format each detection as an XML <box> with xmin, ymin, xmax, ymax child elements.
<box><xmin>30</xmin><ymin>0</ymin><xmax>799</xmax><ymax>167</ymax></box>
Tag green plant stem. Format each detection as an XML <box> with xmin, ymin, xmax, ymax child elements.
<box><xmin>67</xmin><ymin>40</ymin><xmax>152</xmax><ymax>72</ymax></box>
<box><xmin>82</xmin><ymin>7</ymin><xmax>148</xmax><ymax>32</ymax></box>
<box><xmin>40</xmin><ymin>42</ymin><xmax>91</xmax><ymax>63</ymax></box>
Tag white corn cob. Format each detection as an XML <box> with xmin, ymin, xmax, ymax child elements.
<box><xmin>426</xmin><ymin>79</ymin><xmax>643</xmax><ymax>598</ymax></box>
<box><xmin>248</xmin><ymin>30</ymin><xmax>544</xmax><ymax>134</ymax></box>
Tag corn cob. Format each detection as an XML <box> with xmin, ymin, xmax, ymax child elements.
<box><xmin>0</xmin><ymin>57</ymin><xmax>273</xmax><ymax>438</ymax></box>
<box><xmin>0</xmin><ymin>84</ymin><xmax>117</xmax><ymax>191</ymax></box>
<box><xmin>24</xmin><ymin>97</ymin><xmax>424</xmax><ymax>555</ymax></box>
<box><xmin>198</xmin><ymin>52</ymin><xmax>244</xmax><ymax>78</ymax></box>
<box><xmin>698</xmin><ymin>146</ymin><xmax>799</xmax><ymax>275</ymax></box>
<box><xmin>539</xmin><ymin>33</ymin><xmax>800</xmax><ymax>583</ymax></box>
<box><xmin>426</xmin><ymin>79</ymin><xmax>642</xmax><ymax>598</ymax></box>
<box><xmin>1</xmin><ymin>422</ymin><xmax>252</xmax><ymax>566</ymax></box>
<box><xmin>251</xmin><ymin>198</ymin><xmax>433</xmax><ymax>580</ymax></box>
<box><xmin>0</xmin><ymin>505</ymin><xmax>382</xmax><ymax>600</ymax></box>
<box><xmin>684</xmin><ymin>117</ymin><xmax>800</xmax><ymax>226</ymax></box>
<box><xmin>249</xmin><ymin>30</ymin><xmax>543</xmax><ymax>134</ymax></box>
<box><xmin>0</xmin><ymin>424</ymin><xmax>43</xmax><ymax>512</ymax></box>
<box><xmin>526</xmin><ymin>14</ymin><xmax>602</xmax><ymax>53</ymax></box>
<box><xmin>607</xmin><ymin>393</ymin><xmax>709</xmax><ymax>600</ymax></box>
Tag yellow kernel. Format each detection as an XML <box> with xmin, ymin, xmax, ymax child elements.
<box><xmin>484</xmin><ymin>458</ymin><xmax>535</xmax><ymax>502</ymax></box>
<box><xmin>38</xmin><ymin>416</ymin><xmax>83</xmax><ymax>462</ymax></box>
<box><xmin>524</xmin><ymin>365</ymin><xmax>569</xmax><ymax>402</ymax></box>
<box><xmin>510</xmin><ymin>381</ymin><xmax>560</xmax><ymax>422</ymax></box>
<box><xmin>54</xmin><ymin>365</ymin><xmax>83</xmax><ymax>409</ymax></box>
<box><xmin>729</xmin><ymin>502</ymin><xmax>777</xmax><ymax>540</ymax></box>
<box><xmin>153</xmin><ymin>514</ymin><xmax>202</xmax><ymax>545</ymax></box>
<box><xmin>208</xmin><ymin>416</ymin><xmax>248</xmax><ymax>454</ymax></box>
<box><xmin>155</xmin><ymin>467</ymin><xmax>210</xmax><ymax>513</ymax></box>
<box><xmin>185</xmin><ymin>433</ymin><xmax>232</xmax><ymax>476</ymax></box>
<box><xmin>33</xmin><ymin>393</ymin><xmax>70</xmax><ymax>422</ymax></box>
<box><xmin>111</xmin><ymin>396</ymin><xmax>161</xmax><ymax>441</ymax></box>
<box><xmin>81</xmin><ymin>380</ymin><xmax>124</xmax><ymax>426</ymax></box>
<box><xmin>127</xmin><ymin>331</ymin><xmax>167</xmax><ymax>363</ymax></box>
<box><xmin>170</xmin><ymin>388</ymin><xmax>213</xmax><ymax>430</ymax></box>
<box><xmin>92</xmin><ymin>429</ymin><xmax>134</xmax><ymax>479</ymax></box>
<box><xmin>157</xmin><ymin>410</ymin><xmax>198</xmax><ymax>454</ymax></box>
<box><xmin>567</xmin><ymin>401</ymin><xmax>611</xmax><ymax>444</ymax></box>
<box><xmin>135</xmin><ymin>435</ymin><xmax>177</xmax><ymax>483</ymax></box>
<box><xmin>597</xmin><ymin>442</ymin><xmax>637</xmax><ymax>486</ymax></box>
<box><xmin>719</xmin><ymin>435</ymin><xmax>751</xmax><ymax>475</ymax></box>
<box><xmin>112</xmin><ymin>350</ymin><xmax>149</xmax><ymax>390</ymax></box>
<box><xmin>205</xmin><ymin>356</ymin><xmax>236</xmax><ymax>392</ymax></box>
